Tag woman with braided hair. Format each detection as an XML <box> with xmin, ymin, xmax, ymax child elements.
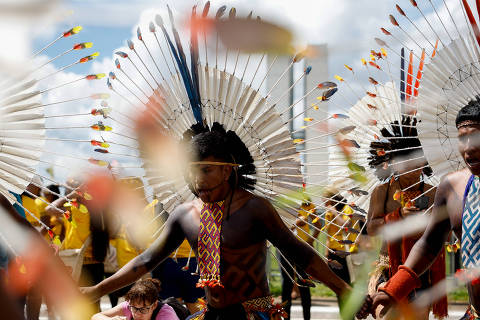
<box><xmin>366</xmin><ymin>116</ymin><xmax>446</xmax><ymax>319</ymax></box>
<box><xmin>85</xmin><ymin>122</ymin><xmax>351</xmax><ymax>320</ymax></box>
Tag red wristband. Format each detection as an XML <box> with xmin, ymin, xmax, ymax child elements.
<box><xmin>378</xmin><ymin>265</ymin><xmax>421</xmax><ymax>302</ymax></box>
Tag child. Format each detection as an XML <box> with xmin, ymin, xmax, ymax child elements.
<box><xmin>91</xmin><ymin>278</ymin><xmax>180</xmax><ymax>320</ymax></box>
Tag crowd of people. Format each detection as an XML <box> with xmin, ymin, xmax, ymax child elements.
<box><xmin>0</xmin><ymin>174</ymin><xmax>207</xmax><ymax>320</ymax></box>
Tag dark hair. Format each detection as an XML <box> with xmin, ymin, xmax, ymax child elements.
<box><xmin>456</xmin><ymin>96</ymin><xmax>480</xmax><ymax>128</ymax></box>
<box><xmin>182</xmin><ymin>122</ymin><xmax>256</xmax><ymax>193</ymax></box>
<box><xmin>368</xmin><ymin>115</ymin><xmax>432</xmax><ymax>180</ymax></box>
<box><xmin>125</xmin><ymin>278</ymin><xmax>161</xmax><ymax>305</ymax></box>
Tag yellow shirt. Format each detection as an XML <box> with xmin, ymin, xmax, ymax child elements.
<box><xmin>296</xmin><ymin>203</ymin><xmax>316</xmax><ymax>243</ymax></box>
<box><xmin>63</xmin><ymin>205</ymin><xmax>94</xmax><ymax>260</ymax></box>
<box><xmin>23</xmin><ymin>196</ymin><xmax>47</xmax><ymax>226</ymax></box>
<box><xmin>143</xmin><ymin>200</ymin><xmax>161</xmax><ymax>248</ymax></box>
<box><xmin>43</xmin><ymin>215</ymin><xmax>64</xmax><ymax>242</ymax></box>
<box><xmin>110</xmin><ymin>232</ymin><xmax>139</xmax><ymax>268</ymax></box>
<box><xmin>324</xmin><ymin>205</ymin><xmax>359</xmax><ymax>252</ymax></box>
<box><xmin>35</xmin><ymin>197</ymin><xmax>49</xmax><ymax>215</ymax></box>
<box><xmin>342</xmin><ymin>205</ymin><xmax>360</xmax><ymax>245</ymax></box>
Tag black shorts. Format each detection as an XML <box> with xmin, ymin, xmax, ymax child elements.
<box><xmin>152</xmin><ymin>258</ymin><xmax>204</xmax><ymax>303</ymax></box>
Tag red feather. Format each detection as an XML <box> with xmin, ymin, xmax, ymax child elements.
<box><xmin>431</xmin><ymin>39</ymin><xmax>439</xmax><ymax>58</ymax></box>
<box><xmin>414</xmin><ymin>49</ymin><xmax>425</xmax><ymax>98</ymax></box>
<box><xmin>477</xmin><ymin>0</ymin><xmax>480</xmax><ymax>27</ymax></box>
<box><xmin>463</xmin><ymin>0</ymin><xmax>480</xmax><ymax>47</ymax></box>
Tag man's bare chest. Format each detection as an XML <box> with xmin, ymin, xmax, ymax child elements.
<box><xmin>182</xmin><ymin>207</ymin><xmax>262</xmax><ymax>250</ymax></box>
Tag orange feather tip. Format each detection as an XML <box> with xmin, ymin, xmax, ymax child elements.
<box><xmin>368</xmin><ymin>61</ymin><xmax>381</xmax><ymax>70</ymax></box>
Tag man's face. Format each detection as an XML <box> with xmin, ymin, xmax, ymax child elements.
<box><xmin>390</xmin><ymin>151</ymin><xmax>425</xmax><ymax>181</ymax></box>
<box><xmin>458</xmin><ymin>125</ymin><xmax>480</xmax><ymax>175</ymax></box>
<box><xmin>189</xmin><ymin>156</ymin><xmax>232</xmax><ymax>203</ymax></box>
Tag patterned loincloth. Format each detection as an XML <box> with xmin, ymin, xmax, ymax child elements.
<box><xmin>186</xmin><ymin>296</ymin><xmax>286</xmax><ymax>320</ymax></box>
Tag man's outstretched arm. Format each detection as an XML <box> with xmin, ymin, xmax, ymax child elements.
<box><xmin>258</xmin><ymin>198</ymin><xmax>351</xmax><ymax>297</ymax></box>
<box><xmin>82</xmin><ymin>206</ymin><xmax>187</xmax><ymax>301</ymax></box>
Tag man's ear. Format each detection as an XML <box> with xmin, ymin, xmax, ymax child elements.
<box><xmin>223</xmin><ymin>165</ymin><xmax>233</xmax><ymax>181</ymax></box>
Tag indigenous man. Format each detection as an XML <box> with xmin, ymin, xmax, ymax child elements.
<box><xmin>362</xmin><ymin>100</ymin><xmax>480</xmax><ymax>318</ymax></box>
<box><xmin>83</xmin><ymin>123</ymin><xmax>352</xmax><ymax>319</ymax></box>
<box><xmin>366</xmin><ymin>116</ymin><xmax>446</xmax><ymax>319</ymax></box>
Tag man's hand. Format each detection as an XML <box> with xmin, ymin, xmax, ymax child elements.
<box><xmin>356</xmin><ymin>294</ymin><xmax>372</xmax><ymax>319</ymax></box>
<box><xmin>80</xmin><ymin>285</ymin><xmax>102</xmax><ymax>302</ymax></box>
<box><xmin>401</xmin><ymin>206</ymin><xmax>422</xmax><ymax>217</ymax></box>
<box><xmin>371</xmin><ymin>291</ymin><xmax>394</xmax><ymax>318</ymax></box>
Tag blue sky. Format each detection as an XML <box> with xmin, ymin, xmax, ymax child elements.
<box><xmin>33</xmin><ymin>26</ymin><xmax>131</xmax><ymax>75</ymax></box>
<box><xmin>23</xmin><ymin>0</ymin><xmax>468</xmax><ymax>185</ymax></box>
<box><xmin>30</xmin><ymin>0</ymin><xmax>456</xmax><ymax>88</ymax></box>
<box><xmin>32</xmin><ymin>0</ymin><xmax>397</xmax><ymax>75</ymax></box>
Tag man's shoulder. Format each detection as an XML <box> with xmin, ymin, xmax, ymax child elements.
<box><xmin>440</xmin><ymin>168</ymin><xmax>471</xmax><ymax>189</ymax></box>
<box><xmin>171</xmin><ymin>200</ymin><xmax>201</xmax><ymax>218</ymax></box>
<box><xmin>434</xmin><ymin>168</ymin><xmax>471</xmax><ymax>203</ymax></box>
<box><xmin>241</xmin><ymin>191</ymin><xmax>271</xmax><ymax>209</ymax></box>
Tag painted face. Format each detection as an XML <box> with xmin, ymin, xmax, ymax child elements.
<box><xmin>189</xmin><ymin>156</ymin><xmax>232</xmax><ymax>203</ymax></box>
<box><xmin>128</xmin><ymin>300</ymin><xmax>158</xmax><ymax>320</ymax></box>
<box><xmin>458</xmin><ymin>125</ymin><xmax>480</xmax><ymax>176</ymax></box>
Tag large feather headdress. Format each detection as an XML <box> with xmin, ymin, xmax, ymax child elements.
<box><xmin>95</xmin><ymin>3</ymin><xmax>369</xmax><ymax>272</ymax></box>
